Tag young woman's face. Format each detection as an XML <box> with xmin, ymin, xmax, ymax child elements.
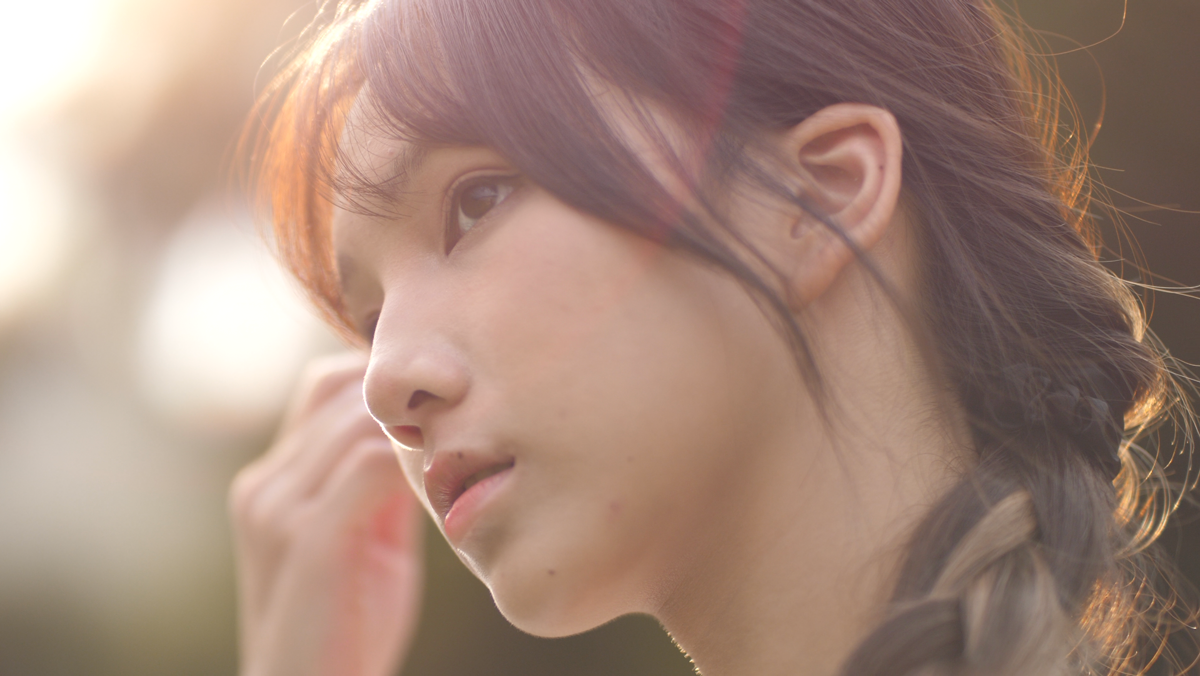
<box><xmin>333</xmin><ymin>107</ymin><xmax>808</xmax><ymax>636</ymax></box>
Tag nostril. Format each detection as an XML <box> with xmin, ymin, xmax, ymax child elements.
<box><xmin>388</xmin><ymin>425</ymin><xmax>424</xmax><ymax>450</ymax></box>
<box><xmin>407</xmin><ymin>389</ymin><xmax>436</xmax><ymax>410</ymax></box>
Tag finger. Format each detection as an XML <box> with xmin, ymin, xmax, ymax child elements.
<box><xmin>244</xmin><ymin>375</ymin><xmax>374</xmax><ymax>506</ymax></box>
<box><xmin>250</xmin><ymin>451</ymin><xmax>424</xmax><ymax>676</ymax></box>
<box><xmin>312</xmin><ymin>438</ymin><xmax>424</xmax><ymax>622</ymax></box>
<box><xmin>310</xmin><ymin>437</ymin><xmax>414</xmax><ymax>539</ymax></box>
<box><xmin>237</xmin><ymin>367</ymin><xmax>367</xmax><ymax>505</ymax></box>
<box><xmin>256</xmin><ymin>385</ymin><xmax>388</xmax><ymax>512</ymax></box>
<box><xmin>232</xmin><ymin>378</ymin><xmax>379</xmax><ymax>582</ymax></box>
<box><xmin>232</xmin><ymin>424</ymin><xmax>400</xmax><ymax>641</ymax></box>
<box><xmin>230</xmin><ymin>388</ymin><xmax>373</xmax><ymax>624</ymax></box>
<box><xmin>277</xmin><ymin>352</ymin><xmax>369</xmax><ymax>435</ymax></box>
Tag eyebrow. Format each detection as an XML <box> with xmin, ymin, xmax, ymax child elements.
<box><xmin>383</xmin><ymin>144</ymin><xmax>431</xmax><ymax>196</ymax></box>
<box><xmin>337</xmin><ymin>140</ymin><xmax>432</xmax><ymax>211</ymax></box>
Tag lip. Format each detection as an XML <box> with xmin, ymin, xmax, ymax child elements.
<box><xmin>443</xmin><ymin>464</ymin><xmax>514</xmax><ymax>542</ymax></box>
<box><xmin>424</xmin><ymin>450</ymin><xmax>516</xmax><ymax>538</ymax></box>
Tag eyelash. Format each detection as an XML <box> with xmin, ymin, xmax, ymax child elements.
<box><xmin>444</xmin><ymin>174</ymin><xmax>519</xmax><ymax>253</ymax></box>
<box><xmin>358</xmin><ymin>171</ymin><xmax>518</xmax><ymax>342</ymax></box>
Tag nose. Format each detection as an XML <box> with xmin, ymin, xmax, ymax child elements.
<box><xmin>363</xmin><ymin>325</ymin><xmax>470</xmax><ymax>451</ymax></box>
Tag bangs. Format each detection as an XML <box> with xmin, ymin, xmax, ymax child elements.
<box><xmin>251</xmin><ymin>0</ymin><xmax>766</xmax><ymax>341</ymax></box>
<box><xmin>351</xmin><ymin>0</ymin><xmax>749</xmax><ymax>226</ymax></box>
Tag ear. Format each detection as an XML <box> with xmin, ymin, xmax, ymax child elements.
<box><xmin>769</xmin><ymin>104</ymin><xmax>903</xmax><ymax>309</ymax></box>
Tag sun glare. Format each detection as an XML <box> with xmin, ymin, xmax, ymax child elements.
<box><xmin>0</xmin><ymin>0</ymin><xmax>108</xmax><ymax>124</ymax></box>
<box><xmin>135</xmin><ymin>201</ymin><xmax>336</xmax><ymax>434</ymax></box>
<box><xmin>0</xmin><ymin>0</ymin><xmax>112</xmax><ymax>325</ymax></box>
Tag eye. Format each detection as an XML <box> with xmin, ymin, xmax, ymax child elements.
<box><xmin>446</xmin><ymin>176</ymin><xmax>517</xmax><ymax>252</ymax></box>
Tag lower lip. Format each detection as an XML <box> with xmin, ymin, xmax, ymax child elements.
<box><xmin>443</xmin><ymin>466</ymin><xmax>514</xmax><ymax>543</ymax></box>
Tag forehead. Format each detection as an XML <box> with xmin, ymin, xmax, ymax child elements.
<box><xmin>337</xmin><ymin>92</ymin><xmax>431</xmax><ymax>192</ymax></box>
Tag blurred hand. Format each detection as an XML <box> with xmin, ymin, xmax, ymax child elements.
<box><xmin>230</xmin><ymin>352</ymin><xmax>424</xmax><ymax>676</ymax></box>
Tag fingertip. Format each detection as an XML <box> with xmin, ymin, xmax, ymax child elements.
<box><xmin>281</xmin><ymin>351</ymin><xmax>372</xmax><ymax>431</ymax></box>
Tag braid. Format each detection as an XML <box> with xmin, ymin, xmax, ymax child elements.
<box><xmin>837</xmin><ymin>336</ymin><xmax>1192</xmax><ymax>676</ymax></box>
<box><xmin>830</xmin><ymin>2</ymin><xmax>1198</xmax><ymax>673</ymax></box>
<box><xmin>841</xmin><ymin>486</ymin><xmax>1077</xmax><ymax>676</ymax></box>
<box><xmin>834</xmin><ymin>327</ymin><xmax>1189</xmax><ymax>676</ymax></box>
<box><xmin>934</xmin><ymin>491</ymin><xmax>1068</xmax><ymax>676</ymax></box>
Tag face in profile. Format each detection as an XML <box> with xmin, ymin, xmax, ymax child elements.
<box><xmin>332</xmin><ymin>100</ymin><xmax>813</xmax><ymax>636</ymax></box>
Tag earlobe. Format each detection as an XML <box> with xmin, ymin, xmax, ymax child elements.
<box><xmin>775</xmin><ymin>104</ymin><xmax>904</xmax><ymax>309</ymax></box>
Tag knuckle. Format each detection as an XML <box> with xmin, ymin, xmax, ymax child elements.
<box><xmin>280</xmin><ymin>355</ymin><xmax>369</xmax><ymax>430</ymax></box>
<box><xmin>228</xmin><ymin>466</ymin><xmax>262</xmax><ymax>515</ymax></box>
<box><xmin>229</xmin><ymin>472</ymin><xmax>288</xmax><ymax>540</ymax></box>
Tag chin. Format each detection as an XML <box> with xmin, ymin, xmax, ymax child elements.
<box><xmin>490</xmin><ymin>580</ymin><xmax>626</xmax><ymax>638</ymax></box>
<box><xmin>479</xmin><ymin>551</ymin><xmax>638</xmax><ymax>638</ymax></box>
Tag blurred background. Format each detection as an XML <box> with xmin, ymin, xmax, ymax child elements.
<box><xmin>0</xmin><ymin>0</ymin><xmax>1195</xmax><ymax>674</ymax></box>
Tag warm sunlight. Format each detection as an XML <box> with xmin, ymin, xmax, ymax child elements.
<box><xmin>0</xmin><ymin>0</ymin><xmax>109</xmax><ymax>325</ymax></box>
<box><xmin>0</xmin><ymin>0</ymin><xmax>107</xmax><ymax>124</ymax></box>
<box><xmin>135</xmin><ymin>201</ymin><xmax>332</xmax><ymax>433</ymax></box>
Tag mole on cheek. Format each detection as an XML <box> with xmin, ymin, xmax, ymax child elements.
<box><xmin>548</xmin><ymin>569</ymin><xmax>556</xmax><ymax>576</ymax></box>
<box><xmin>609</xmin><ymin>500</ymin><xmax>622</xmax><ymax>519</ymax></box>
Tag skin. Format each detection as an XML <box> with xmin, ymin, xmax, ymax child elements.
<box><xmin>230</xmin><ymin>102</ymin><xmax>971</xmax><ymax>676</ymax></box>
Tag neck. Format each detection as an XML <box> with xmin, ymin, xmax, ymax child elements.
<box><xmin>651</xmin><ymin>261</ymin><xmax>968</xmax><ymax>676</ymax></box>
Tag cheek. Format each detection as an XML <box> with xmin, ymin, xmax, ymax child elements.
<box><xmin>459</xmin><ymin>198</ymin><xmax>797</xmax><ymax>619</ymax></box>
<box><xmin>484</xmin><ymin>196</ymin><xmax>790</xmax><ymax>480</ymax></box>
<box><xmin>465</xmin><ymin>196</ymin><xmax>704</xmax><ymax>402</ymax></box>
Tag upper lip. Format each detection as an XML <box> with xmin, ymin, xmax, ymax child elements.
<box><xmin>423</xmin><ymin>450</ymin><xmax>515</xmax><ymax>521</ymax></box>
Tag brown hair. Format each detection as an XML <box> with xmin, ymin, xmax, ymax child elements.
<box><xmin>242</xmin><ymin>0</ymin><xmax>1199</xmax><ymax>673</ymax></box>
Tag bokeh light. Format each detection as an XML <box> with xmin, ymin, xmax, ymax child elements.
<box><xmin>0</xmin><ymin>0</ymin><xmax>109</xmax><ymax>328</ymax></box>
<box><xmin>135</xmin><ymin>200</ymin><xmax>334</xmax><ymax>433</ymax></box>
<box><xmin>0</xmin><ymin>146</ymin><xmax>80</xmax><ymax>326</ymax></box>
<box><xmin>0</xmin><ymin>0</ymin><xmax>106</xmax><ymax>126</ymax></box>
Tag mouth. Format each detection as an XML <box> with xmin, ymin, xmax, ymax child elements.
<box><xmin>425</xmin><ymin>451</ymin><xmax>517</xmax><ymax>523</ymax></box>
<box><xmin>452</xmin><ymin>460</ymin><xmax>515</xmax><ymax>507</ymax></box>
